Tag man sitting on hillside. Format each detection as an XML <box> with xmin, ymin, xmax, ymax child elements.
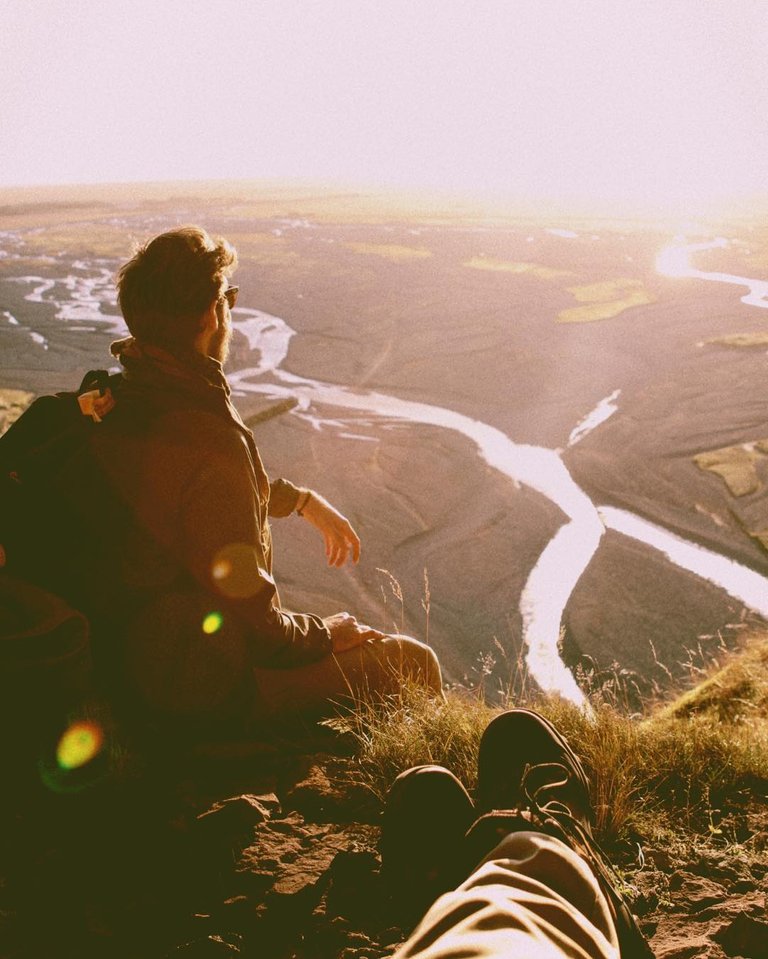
<box><xmin>0</xmin><ymin>226</ymin><xmax>442</xmax><ymax>728</ymax></box>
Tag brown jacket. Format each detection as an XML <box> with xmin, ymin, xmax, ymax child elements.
<box><xmin>86</xmin><ymin>340</ymin><xmax>331</xmax><ymax>716</ymax></box>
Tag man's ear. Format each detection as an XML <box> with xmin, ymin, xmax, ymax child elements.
<box><xmin>199</xmin><ymin>298</ymin><xmax>218</xmax><ymax>334</ymax></box>
<box><xmin>193</xmin><ymin>298</ymin><xmax>219</xmax><ymax>355</ymax></box>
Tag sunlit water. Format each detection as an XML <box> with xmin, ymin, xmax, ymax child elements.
<box><xmin>657</xmin><ymin>237</ymin><xmax>768</xmax><ymax>309</ymax></box>
<box><xmin>11</xmin><ymin>270</ymin><xmax>124</xmax><ymax>335</ymax></box>
<box><xmin>601</xmin><ymin>508</ymin><xmax>768</xmax><ymax>617</ymax></box>
<box><xmin>567</xmin><ymin>390</ymin><xmax>621</xmax><ymax>448</ymax></box>
<box><xmin>230</xmin><ymin>322</ymin><xmax>602</xmax><ymax>706</ymax></box>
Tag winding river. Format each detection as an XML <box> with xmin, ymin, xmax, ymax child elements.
<box><xmin>228</xmin><ymin>235</ymin><xmax>768</xmax><ymax>706</ymax></box>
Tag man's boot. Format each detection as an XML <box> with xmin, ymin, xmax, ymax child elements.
<box><xmin>380</xmin><ymin>764</ymin><xmax>475</xmax><ymax>925</ymax></box>
<box><xmin>467</xmin><ymin>708</ymin><xmax>654</xmax><ymax>959</ymax></box>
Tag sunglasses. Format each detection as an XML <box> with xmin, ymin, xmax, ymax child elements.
<box><xmin>222</xmin><ymin>285</ymin><xmax>239</xmax><ymax>309</ymax></box>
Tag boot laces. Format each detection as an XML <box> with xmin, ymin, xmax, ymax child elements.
<box><xmin>521</xmin><ymin>762</ymin><xmax>655</xmax><ymax>958</ymax></box>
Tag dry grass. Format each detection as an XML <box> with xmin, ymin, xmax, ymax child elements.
<box><xmin>0</xmin><ymin>388</ymin><xmax>35</xmax><ymax>434</ymax></box>
<box><xmin>344</xmin><ymin>242</ymin><xmax>433</xmax><ymax>261</ymax></box>
<box><xmin>558</xmin><ymin>278</ymin><xmax>655</xmax><ymax>324</ymax></box>
<box><xmin>462</xmin><ymin>256</ymin><xmax>574</xmax><ymax>280</ymax></box>
<box><xmin>704</xmin><ymin>332</ymin><xmax>768</xmax><ymax>349</ymax></box>
<box><xmin>330</xmin><ymin>686</ymin><xmax>497</xmax><ymax>801</ymax></box>
<box><xmin>333</xmin><ymin>630</ymin><xmax>768</xmax><ymax>853</ymax></box>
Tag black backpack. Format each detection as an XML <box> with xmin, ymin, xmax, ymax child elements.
<box><xmin>0</xmin><ymin>370</ymin><xmax>125</xmax><ymax>602</ymax></box>
<box><xmin>0</xmin><ymin>371</ymin><xmax>125</xmax><ymax>723</ymax></box>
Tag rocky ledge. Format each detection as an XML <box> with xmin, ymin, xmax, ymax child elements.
<box><xmin>1</xmin><ymin>725</ymin><xmax>767</xmax><ymax>959</ymax></box>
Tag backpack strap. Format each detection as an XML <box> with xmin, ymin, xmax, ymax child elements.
<box><xmin>76</xmin><ymin>370</ymin><xmax>122</xmax><ymax>423</ymax></box>
<box><xmin>78</xmin><ymin>370</ymin><xmax>121</xmax><ymax>395</ymax></box>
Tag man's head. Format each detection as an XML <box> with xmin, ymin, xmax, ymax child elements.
<box><xmin>117</xmin><ymin>226</ymin><xmax>238</xmax><ymax>360</ymax></box>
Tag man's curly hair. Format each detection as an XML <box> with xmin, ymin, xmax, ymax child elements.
<box><xmin>117</xmin><ymin>226</ymin><xmax>238</xmax><ymax>353</ymax></box>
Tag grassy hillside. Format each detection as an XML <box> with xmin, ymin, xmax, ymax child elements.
<box><xmin>334</xmin><ymin>627</ymin><xmax>768</xmax><ymax>854</ymax></box>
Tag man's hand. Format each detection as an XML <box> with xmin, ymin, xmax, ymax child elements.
<box><xmin>299</xmin><ymin>491</ymin><xmax>361</xmax><ymax>567</ymax></box>
<box><xmin>323</xmin><ymin>611</ymin><xmax>385</xmax><ymax>653</ymax></box>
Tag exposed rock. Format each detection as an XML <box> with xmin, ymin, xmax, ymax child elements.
<box><xmin>285</xmin><ymin>763</ymin><xmax>348</xmax><ymax>821</ymax></box>
<box><xmin>5</xmin><ymin>737</ymin><xmax>768</xmax><ymax>959</ymax></box>
<box><xmin>643</xmin><ymin>846</ymin><xmax>675</xmax><ymax>871</ymax></box>
<box><xmin>649</xmin><ymin>885</ymin><xmax>767</xmax><ymax>958</ymax></box>
<box><xmin>689</xmin><ymin>853</ymin><xmax>753</xmax><ymax>886</ymax></box>
<box><xmin>714</xmin><ymin>911</ymin><xmax>768</xmax><ymax>958</ymax></box>
<box><xmin>285</xmin><ymin>760</ymin><xmax>377</xmax><ymax>824</ymax></box>
<box><xmin>325</xmin><ymin>851</ymin><xmax>383</xmax><ymax>926</ymax></box>
<box><xmin>188</xmin><ymin>793</ymin><xmax>282</xmax><ymax>892</ymax></box>
<box><xmin>629</xmin><ymin>867</ymin><xmax>667</xmax><ymax>916</ymax></box>
<box><xmin>667</xmin><ymin>872</ymin><xmax>728</xmax><ymax>912</ymax></box>
<box><xmin>651</xmin><ymin>930</ymin><xmax>725</xmax><ymax>959</ymax></box>
<box><xmin>236</xmin><ymin>812</ymin><xmax>377</xmax><ymax>900</ymax></box>
<box><xmin>196</xmin><ymin>793</ymin><xmax>280</xmax><ymax>837</ymax></box>
<box><xmin>219</xmin><ymin>810</ymin><xmax>383</xmax><ymax>957</ymax></box>
<box><xmin>305</xmin><ymin>916</ymin><xmax>392</xmax><ymax>959</ymax></box>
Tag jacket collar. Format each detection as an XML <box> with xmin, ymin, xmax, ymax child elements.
<box><xmin>109</xmin><ymin>336</ymin><xmax>251</xmax><ymax>433</ymax></box>
<box><xmin>109</xmin><ymin>336</ymin><xmax>266</xmax><ymax>491</ymax></box>
<box><xmin>111</xmin><ymin>336</ymin><xmax>228</xmax><ymax>393</ymax></box>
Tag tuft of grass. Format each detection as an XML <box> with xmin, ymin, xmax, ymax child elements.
<box><xmin>657</xmin><ymin>637</ymin><xmax>768</xmax><ymax>723</ymax></box>
<box><xmin>376</xmin><ymin>567</ymin><xmax>405</xmax><ymax>634</ymax></box>
<box><xmin>329</xmin><ymin>685</ymin><xmax>497</xmax><ymax>802</ymax></box>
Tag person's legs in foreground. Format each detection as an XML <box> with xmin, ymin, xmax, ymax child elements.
<box><xmin>381</xmin><ymin>709</ymin><xmax>653</xmax><ymax>959</ymax></box>
<box><xmin>251</xmin><ymin>633</ymin><xmax>444</xmax><ymax>720</ymax></box>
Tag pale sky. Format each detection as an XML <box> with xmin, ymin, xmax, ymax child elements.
<box><xmin>2</xmin><ymin>0</ymin><xmax>767</xmax><ymax>214</ymax></box>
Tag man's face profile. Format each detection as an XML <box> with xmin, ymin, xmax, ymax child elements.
<box><xmin>209</xmin><ymin>290</ymin><xmax>234</xmax><ymax>364</ymax></box>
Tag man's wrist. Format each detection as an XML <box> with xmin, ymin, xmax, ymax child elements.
<box><xmin>296</xmin><ymin>489</ymin><xmax>313</xmax><ymax>516</ymax></box>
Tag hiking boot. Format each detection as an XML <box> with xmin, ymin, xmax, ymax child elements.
<box><xmin>380</xmin><ymin>764</ymin><xmax>475</xmax><ymax>924</ymax></box>
<box><xmin>472</xmin><ymin>709</ymin><xmax>654</xmax><ymax>959</ymax></box>
<box><xmin>475</xmin><ymin>708</ymin><xmax>593</xmax><ymax>831</ymax></box>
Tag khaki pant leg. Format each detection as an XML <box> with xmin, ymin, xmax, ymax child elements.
<box><xmin>250</xmin><ymin>634</ymin><xmax>443</xmax><ymax>720</ymax></box>
<box><xmin>392</xmin><ymin>832</ymin><xmax>619</xmax><ymax>959</ymax></box>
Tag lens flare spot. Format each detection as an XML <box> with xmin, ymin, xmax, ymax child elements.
<box><xmin>212</xmin><ymin>558</ymin><xmax>232</xmax><ymax>581</ymax></box>
<box><xmin>202</xmin><ymin>611</ymin><xmax>223</xmax><ymax>634</ymax></box>
<box><xmin>56</xmin><ymin>721</ymin><xmax>103</xmax><ymax>770</ymax></box>
<box><xmin>211</xmin><ymin>543</ymin><xmax>269</xmax><ymax>599</ymax></box>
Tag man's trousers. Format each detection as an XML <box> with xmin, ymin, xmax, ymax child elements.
<box><xmin>392</xmin><ymin>830</ymin><xmax>620</xmax><ymax>959</ymax></box>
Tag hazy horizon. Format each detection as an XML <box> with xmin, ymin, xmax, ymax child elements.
<box><xmin>3</xmin><ymin>1</ymin><xmax>767</xmax><ymax>220</ymax></box>
<box><xmin>2</xmin><ymin>175</ymin><xmax>767</xmax><ymax>226</ymax></box>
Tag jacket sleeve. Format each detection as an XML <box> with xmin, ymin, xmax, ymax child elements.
<box><xmin>178</xmin><ymin>438</ymin><xmax>331</xmax><ymax>669</ymax></box>
<box><xmin>268</xmin><ymin>477</ymin><xmax>304</xmax><ymax>518</ymax></box>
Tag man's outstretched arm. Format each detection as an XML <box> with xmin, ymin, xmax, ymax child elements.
<box><xmin>268</xmin><ymin>478</ymin><xmax>361</xmax><ymax>568</ymax></box>
<box><xmin>296</xmin><ymin>490</ymin><xmax>361</xmax><ymax>567</ymax></box>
